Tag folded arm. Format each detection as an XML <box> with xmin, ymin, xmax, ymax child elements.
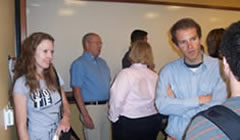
<box><xmin>184</xmin><ymin>77</ymin><xmax>227</xmax><ymax>118</ymax></box>
<box><xmin>155</xmin><ymin>70</ymin><xmax>201</xmax><ymax>116</ymax></box>
<box><xmin>156</xmin><ymin>90</ymin><xmax>200</xmax><ymax>116</ymax></box>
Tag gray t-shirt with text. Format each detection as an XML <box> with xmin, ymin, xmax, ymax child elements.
<box><xmin>13</xmin><ymin>75</ymin><xmax>64</xmax><ymax>140</ymax></box>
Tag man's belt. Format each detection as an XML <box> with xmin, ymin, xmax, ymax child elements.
<box><xmin>84</xmin><ymin>100</ymin><xmax>107</xmax><ymax>105</ymax></box>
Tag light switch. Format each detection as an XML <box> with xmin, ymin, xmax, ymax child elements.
<box><xmin>3</xmin><ymin>107</ymin><xmax>14</xmax><ymax>130</ymax></box>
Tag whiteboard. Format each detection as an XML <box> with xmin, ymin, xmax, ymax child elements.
<box><xmin>26</xmin><ymin>0</ymin><xmax>240</xmax><ymax>91</ymax></box>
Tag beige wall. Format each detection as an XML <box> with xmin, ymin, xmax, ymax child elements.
<box><xmin>69</xmin><ymin>104</ymin><xmax>84</xmax><ymax>139</ymax></box>
<box><xmin>26</xmin><ymin>1</ymin><xmax>240</xmax><ymax>139</ymax></box>
<box><xmin>27</xmin><ymin>1</ymin><xmax>240</xmax><ymax>92</ymax></box>
<box><xmin>0</xmin><ymin>0</ymin><xmax>17</xmax><ymax>139</ymax></box>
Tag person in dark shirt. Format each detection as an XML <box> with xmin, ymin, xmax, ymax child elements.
<box><xmin>122</xmin><ymin>29</ymin><xmax>148</xmax><ymax>68</ymax></box>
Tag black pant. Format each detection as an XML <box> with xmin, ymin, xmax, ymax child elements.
<box><xmin>112</xmin><ymin>113</ymin><xmax>168</xmax><ymax>140</ymax></box>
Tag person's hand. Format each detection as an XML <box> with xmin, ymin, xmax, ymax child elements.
<box><xmin>56</xmin><ymin>116</ymin><xmax>70</xmax><ymax>136</ymax></box>
<box><xmin>199</xmin><ymin>94</ymin><xmax>212</xmax><ymax>104</ymax></box>
<box><xmin>83</xmin><ymin>114</ymin><xmax>94</xmax><ymax>129</ymax></box>
<box><xmin>167</xmin><ymin>85</ymin><xmax>176</xmax><ymax>98</ymax></box>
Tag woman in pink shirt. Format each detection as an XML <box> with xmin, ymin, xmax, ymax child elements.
<box><xmin>109</xmin><ymin>41</ymin><xmax>167</xmax><ymax>140</ymax></box>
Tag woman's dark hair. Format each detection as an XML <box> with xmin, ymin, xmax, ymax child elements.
<box><xmin>206</xmin><ymin>28</ymin><xmax>225</xmax><ymax>59</ymax></box>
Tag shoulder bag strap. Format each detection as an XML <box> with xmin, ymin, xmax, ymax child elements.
<box><xmin>53</xmin><ymin>66</ymin><xmax>62</xmax><ymax>99</ymax></box>
<box><xmin>52</xmin><ymin>66</ymin><xmax>64</xmax><ymax>119</ymax></box>
<box><xmin>199</xmin><ymin>105</ymin><xmax>240</xmax><ymax>140</ymax></box>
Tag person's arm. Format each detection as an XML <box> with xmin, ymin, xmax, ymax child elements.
<box><xmin>13</xmin><ymin>94</ymin><xmax>29</xmax><ymax>140</ymax></box>
<box><xmin>202</xmin><ymin>61</ymin><xmax>227</xmax><ymax>105</ymax></box>
<box><xmin>209</xmin><ymin>77</ymin><xmax>227</xmax><ymax>104</ymax></box>
<box><xmin>155</xmin><ymin>67</ymin><xmax>200</xmax><ymax>116</ymax></box>
<box><xmin>109</xmin><ymin>70</ymin><xmax>130</xmax><ymax>122</ymax></box>
<box><xmin>71</xmin><ymin>61</ymin><xmax>94</xmax><ymax>128</ymax></box>
<box><xmin>184</xmin><ymin>76</ymin><xmax>227</xmax><ymax>118</ymax></box>
<box><xmin>61</xmin><ymin>87</ymin><xmax>70</xmax><ymax>120</ymax></box>
<box><xmin>168</xmin><ymin>85</ymin><xmax>212</xmax><ymax>105</ymax></box>
<box><xmin>122</xmin><ymin>50</ymin><xmax>131</xmax><ymax>68</ymax></box>
<box><xmin>56</xmin><ymin>87</ymin><xmax>71</xmax><ymax>136</ymax></box>
<box><xmin>73</xmin><ymin>87</ymin><xmax>94</xmax><ymax>129</ymax></box>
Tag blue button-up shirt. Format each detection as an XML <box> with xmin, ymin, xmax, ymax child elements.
<box><xmin>71</xmin><ymin>52</ymin><xmax>111</xmax><ymax>102</ymax></box>
<box><xmin>155</xmin><ymin>54</ymin><xmax>227</xmax><ymax>140</ymax></box>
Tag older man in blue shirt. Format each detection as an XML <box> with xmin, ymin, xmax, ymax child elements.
<box><xmin>155</xmin><ymin>18</ymin><xmax>227</xmax><ymax>140</ymax></box>
<box><xmin>71</xmin><ymin>33</ymin><xmax>111</xmax><ymax>140</ymax></box>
